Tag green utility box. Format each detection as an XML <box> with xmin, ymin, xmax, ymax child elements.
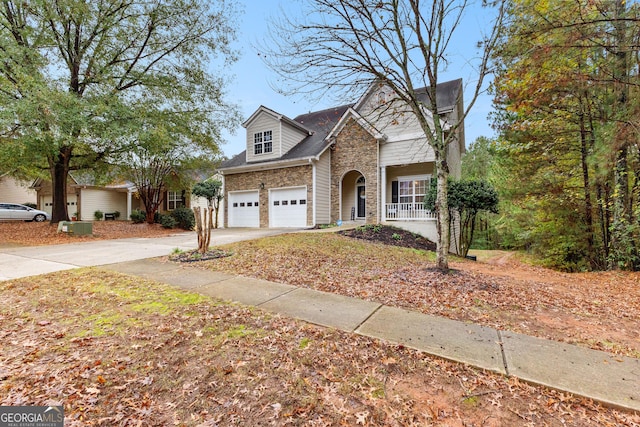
<box><xmin>69</xmin><ymin>221</ymin><xmax>93</xmax><ymax>236</ymax></box>
<box><xmin>58</xmin><ymin>221</ymin><xmax>93</xmax><ymax>236</ymax></box>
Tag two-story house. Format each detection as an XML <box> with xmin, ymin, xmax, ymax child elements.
<box><xmin>218</xmin><ymin>79</ymin><xmax>465</xmax><ymax>243</ymax></box>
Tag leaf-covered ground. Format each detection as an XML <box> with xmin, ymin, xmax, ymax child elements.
<box><xmin>0</xmin><ymin>221</ymin><xmax>179</xmax><ymax>247</ymax></box>
<box><xmin>199</xmin><ymin>228</ymin><xmax>640</xmax><ymax>359</ymax></box>
<box><xmin>1</xmin><ymin>269</ymin><xmax>637</xmax><ymax>426</ymax></box>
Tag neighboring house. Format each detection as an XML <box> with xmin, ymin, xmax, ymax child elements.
<box><xmin>218</xmin><ymin>79</ymin><xmax>465</xmax><ymax>244</ymax></box>
<box><xmin>32</xmin><ymin>172</ymin><xmax>224</xmax><ymax>223</ymax></box>
<box><xmin>32</xmin><ymin>174</ymin><xmax>132</xmax><ymax>220</ymax></box>
<box><xmin>0</xmin><ymin>173</ymin><xmax>36</xmax><ymax>205</ymax></box>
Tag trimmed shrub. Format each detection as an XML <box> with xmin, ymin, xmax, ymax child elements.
<box><xmin>94</xmin><ymin>210</ymin><xmax>104</xmax><ymax>220</ymax></box>
<box><xmin>130</xmin><ymin>209</ymin><xmax>146</xmax><ymax>224</ymax></box>
<box><xmin>160</xmin><ymin>214</ymin><xmax>176</xmax><ymax>229</ymax></box>
<box><xmin>171</xmin><ymin>207</ymin><xmax>195</xmax><ymax>230</ymax></box>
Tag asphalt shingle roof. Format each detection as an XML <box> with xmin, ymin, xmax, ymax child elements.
<box><xmin>220</xmin><ymin>79</ymin><xmax>461</xmax><ymax>171</ymax></box>
<box><xmin>220</xmin><ymin>104</ymin><xmax>351</xmax><ymax>169</ymax></box>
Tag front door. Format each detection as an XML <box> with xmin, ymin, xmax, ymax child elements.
<box><xmin>357</xmin><ymin>185</ymin><xmax>366</xmax><ymax>218</ymax></box>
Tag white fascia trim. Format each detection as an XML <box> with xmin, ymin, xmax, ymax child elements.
<box><xmin>243</xmin><ymin>105</ymin><xmax>311</xmax><ymax>135</ymax></box>
<box><xmin>219</xmin><ymin>158</ymin><xmax>312</xmax><ymax>175</ymax></box>
<box><xmin>242</xmin><ymin>105</ymin><xmax>280</xmax><ymax>128</ymax></box>
<box><xmin>326</xmin><ymin>107</ymin><xmax>387</xmax><ymax>142</ymax></box>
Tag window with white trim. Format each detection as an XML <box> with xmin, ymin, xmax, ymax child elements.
<box><xmin>398</xmin><ymin>176</ymin><xmax>430</xmax><ymax>205</ymax></box>
<box><xmin>254</xmin><ymin>130</ymin><xmax>273</xmax><ymax>155</ymax></box>
<box><xmin>167</xmin><ymin>191</ymin><xmax>183</xmax><ymax>210</ymax></box>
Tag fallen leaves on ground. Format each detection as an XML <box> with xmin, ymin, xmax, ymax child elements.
<box><xmin>1</xmin><ymin>269</ymin><xmax>637</xmax><ymax>426</ymax></box>
<box><xmin>0</xmin><ymin>221</ymin><xmax>179</xmax><ymax>246</ymax></box>
<box><xmin>199</xmin><ymin>231</ymin><xmax>640</xmax><ymax>358</ymax></box>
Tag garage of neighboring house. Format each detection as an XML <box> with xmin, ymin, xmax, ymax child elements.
<box><xmin>227</xmin><ymin>190</ymin><xmax>260</xmax><ymax>227</ymax></box>
<box><xmin>269</xmin><ymin>186</ymin><xmax>307</xmax><ymax>228</ymax></box>
<box><xmin>40</xmin><ymin>194</ymin><xmax>78</xmax><ymax>217</ymax></box>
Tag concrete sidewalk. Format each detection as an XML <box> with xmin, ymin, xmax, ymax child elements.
<box><xmin>101</xmin><ymin>258</ymin><xmax>640</xmax><ymax>413</ymax></box>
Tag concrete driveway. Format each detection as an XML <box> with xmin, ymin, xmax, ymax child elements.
<box><xmin>0</xmin><ymin>228</ymin><xmax>293</xmax><ymax>281</ymax></box>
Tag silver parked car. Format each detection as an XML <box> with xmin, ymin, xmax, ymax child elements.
<box><xmin>0</xmin><ymin>203</ymin><xmax>51</xmax><ymax>222</ymax></box>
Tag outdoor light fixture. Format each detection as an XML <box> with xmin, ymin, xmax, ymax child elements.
<box><xmin>260</xmin><ymin>182</ymin><xmax>265</xmax><ymax>189</ymax></box>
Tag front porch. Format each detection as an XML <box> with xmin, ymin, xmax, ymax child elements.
<box><xmin>384</xmin><ymin>202</ymin><xmax>437</xmax><ymax>221</ymax></box>
<box><xmin>381</xmin><ymin>163</ymin><xmax>436</xmax><ymax>222</ymax></box>
<box><xmin>336</xmin><ymin>163</ymin><xmax>437</xmax><ymax>226</ymax></box>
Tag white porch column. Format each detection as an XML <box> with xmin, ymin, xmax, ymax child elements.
<box><xmin>380</xmin><ymin>166</ymin><xmax>387</xmax><ymax>221</ymax></box>
<box><xmin>126</xmin><ymin>190</ymin><xmax>132</xmax><ymax>220</ymax></box>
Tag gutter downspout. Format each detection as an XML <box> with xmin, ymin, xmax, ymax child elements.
<box><xmin>377</xmin><ymin>138</ymin><xmax>380</xmax><ymax>224</ymax></box>
<box><xmin>310</xmin><ymin>158</ymin><xmax>316</xmax><ymax>227</ymax></box>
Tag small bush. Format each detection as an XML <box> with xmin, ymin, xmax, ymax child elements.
<box><xmin>23</xmin><ymin>202</ymin><xmax>37</xmax><ymax>209</ymax></box>
<box><xmin>130</xmin><ymin>209</ymin><xmax>146</xmax><ymax>224</ymax></box>
<box><xmin>94</xmin><ymin>210</ymin><xmax>104</xmax><ymax>220</ymax></box>
<box><xmin>160</xmin><ymin>215</ymin><xmax>177</xmax><ymax>229</ymax></box>
<box><xmin>171</xmin><ymin>207</ymin><xmax>195</xmax><ymax>230</ymax></box>
<box><xmin>114</xmin><ymin>211</ymin><xmax>121</xmax><ymax>219</ymax></box>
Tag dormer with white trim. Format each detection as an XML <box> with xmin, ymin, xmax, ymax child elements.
<box><xmin>242</xmin><ymin>106</ymin><xmax>312</xmax><ymax>163</ymax></box>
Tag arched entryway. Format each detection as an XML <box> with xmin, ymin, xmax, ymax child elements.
<box><xmin>356</xmin><ymin>176</ymin><xmax>366</xmax><ymax>219</ymax></box>
<box><xmin>340</xmin><ymin>170</ymin><xmax>366</xmax><ymax>221</ymax></box>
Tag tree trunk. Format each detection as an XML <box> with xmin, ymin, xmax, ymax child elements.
<box><xmin>435</xmin><ymin>151</ymin><xmax>450</xmax><ymax>271</ymax></box>
<box><xmin>194</xmin><ymin>206</ymin><xmax>213</xmax><ymax>253</ymax></box>
<box><xmin>213</xmin><ymin>199</ymin><xmax>220</xmax><ymax>229</ymax></box>
<box><xmin>578</xmin><ymin>106</ymin><xmax>596</xmax><ymax>269</ymax></box>
<box><xmin>139</xmin><ymin>187</ymin><xmax>162</xmax><ymax>224</ymax></box>
<box><xmin>49</xmin><ymin>147</ymin><xmax>72</xmax><ymax>223</ymax></box>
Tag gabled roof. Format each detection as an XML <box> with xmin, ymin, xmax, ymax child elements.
<box><xmin>220</xmin><ymin>104</ymin><xmax>351</xmax><ymax>171</ymax></box>
<box><xmin>220</xmin><ymin>78</ymin><xmax>463</xmax><ymax>173</ymax></box>
<box><xmin>325</xmin><ymin>107</ymin><xmax>385</xmax><ymax>142</ymax></box>
<box><xmin>31</xmin><ymin>172</ymin><xmax>136</xmax><ymax>191</ymax></box>
<box><xmin>353</xmin><ymin>78</ymin><xmax>462</xmax><ymax>114</ymax></box>
<box><xmin>243</xmin><ymin>105</ymin><xmax>312</xmax><ymax>135</ymax></box>
<box><xmin>31</xmin><ymin>174</ymin><xmax>79</xmax><ymax>189</ymax></box>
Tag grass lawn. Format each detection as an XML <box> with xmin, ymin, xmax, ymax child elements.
<box><xmin>199</xmin><ymin>231</ymin><xmax>640</xmax><ymax>359</ymax></box>
<box><xmin>1</xmin><ymin>226</ymin><xmax>639</xmax><ymax>425</ymax></box>
<box><xmin>1</xmin><ymin>269</ymin><xmax>637</xmax><ymax>426</ymax></box>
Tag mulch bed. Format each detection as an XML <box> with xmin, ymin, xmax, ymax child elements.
<box><xmin>338</xmin><ymin>224</ymin><xmax>437</xmax><ymax>251</ymax></box>
<box><xmin>169</xmin><ymin>248</ymin><xmax>232</xmax><ymax>263</ymax></box>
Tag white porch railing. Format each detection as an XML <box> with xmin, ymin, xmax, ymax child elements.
<box><xmin>385</xmin><ymin>203</ymin><xmax>437</xmax><ymax>221</ymax></box>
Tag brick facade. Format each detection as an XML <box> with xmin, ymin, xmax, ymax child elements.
<box><xmin>330</xmin><ymin>118</ymin><xmax>379</xmax><ymax>224</ymax></box>
<box><xmin>224</xmin><ymin>165</ymin><xmax>313</xmax><ymax>227</ymax></box>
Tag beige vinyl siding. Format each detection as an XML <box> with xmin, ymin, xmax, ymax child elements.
<box><xmin>447</xmin><ymin>135</ymin><xmax>462</xmax><ymax>179</ymax></box>
<box><xmin>314</xmin><ymin>150</ymin><xmax>331</xmax><ymax>224</ymax></box>
<box><xmin>379</xmin><ymin>138</ymin><xmax>435</xmax><ymax>167</ymax></box>
<box><xmin>247</xmin><ymin>113</ymin><xmax>282</xmax><ymax>162</ymax></box>
<box><xmin>79</xmin><ymin>188</ymin><xmax>128</xmax><ymax>221</ymax></box>
<box><xmin>357</xmin><ymin>83</ymin><xmax>434</xmax><ymax>143</ymax></box>
<box><xmin>245</xmin><ymin>114</ymin><xmax>281</xmax><ymax>162</ymax></box>
<box><xmin>0</xmin><ymin>176</ymin><xmax>36</xmax><ymax>204</ymax></box>
<box><xmin>280</xmin><ymin>121</ymin><xmax>309</xmax><ymax>155</ymax></box>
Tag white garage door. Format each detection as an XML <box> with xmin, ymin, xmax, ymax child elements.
<box><xmin>40</xmin><ymin>195</ymin><xmax>78</xmax><ymax>215</ymax></box>
<box><xmin>270</xmin><ymin>187</ymin><xmax>307</xmax><ymax>228</ymax></box>
<box><xmin>228</xmin><ymin>191</ymin><xmax>259</xmax><ymax>227</ymax></box>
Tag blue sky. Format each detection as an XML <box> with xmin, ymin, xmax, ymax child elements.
<box><xmin>220</xmin><ymin>0</ymin><xmax>498</xmax><ymax>158</ymax></box>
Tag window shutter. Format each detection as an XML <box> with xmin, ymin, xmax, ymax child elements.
<box><xmin>391</xmin><ymin>181</ymin><xmax>398</xmax><ymax>203</ymax></box>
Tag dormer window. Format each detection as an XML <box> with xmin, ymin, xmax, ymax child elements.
<box><xmin>254</xmin><ymin>130</ymin><xmax>273</xmax><ymax>155</ymax></box>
